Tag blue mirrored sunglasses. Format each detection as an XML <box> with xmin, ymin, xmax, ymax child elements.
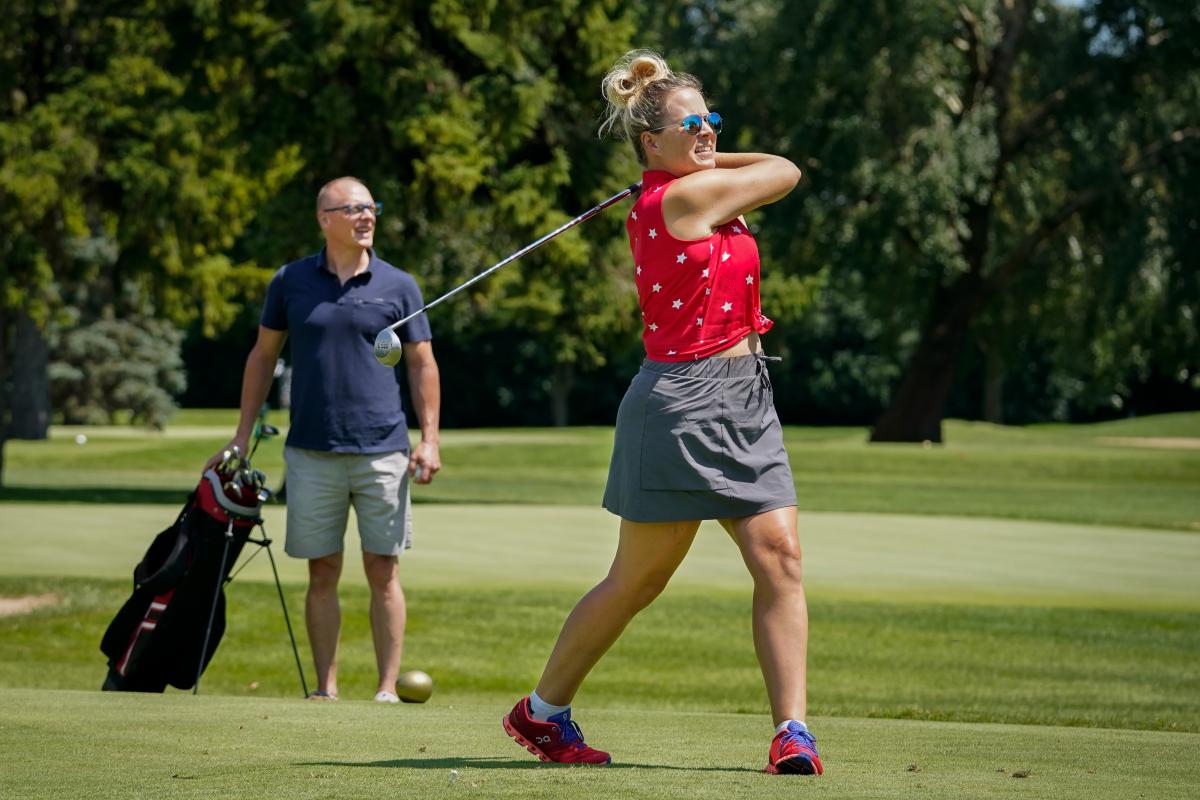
<box><xmin>648</xmin><ymin>112</ymin><xmax>723</xmax><ymax>136</ymax></box>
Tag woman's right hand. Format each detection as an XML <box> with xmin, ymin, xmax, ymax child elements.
<box><xmin>664</xmin><ymin>153</ymin><xmax>802</xmax><ymax>238</ymax></box>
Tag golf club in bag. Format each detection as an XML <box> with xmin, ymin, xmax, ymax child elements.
<box><xmin>100</xmin><ymin>428</ymin><xmax>308</xmax><ymax>696</ymax></box>
<box><xmin>373</xmin><ymin>181</ymin><xmax>642</xmax><ymax>366</ymax></box>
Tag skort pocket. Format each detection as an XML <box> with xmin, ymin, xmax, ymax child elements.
<box><xmin>638</xmin><ymin>376</ymin><xmax>729</xmax><ymax>492</ymax></box>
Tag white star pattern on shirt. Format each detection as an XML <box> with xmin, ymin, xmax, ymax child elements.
<box><xmin>709</xmin><ymin>243</ymin><xmax>714</xmax><ymax>254</ymax></box>
<box><xmin>653</xmin><ymin>186</ymin><xmax>662</xmax><ymax>193</ymax></box>
<box><xmin>651</xmin><ymin>282</ymin><xmax>662</xmax><ymax>292</ymax></box>
<box><xmin>649</xmin><ymin>323</ymin><xmax>658</xmax><ymax>332</ymax></box>
<box><xmin>636</xmin><ymin>265</ymin><xmax>641</xmax><ymax>275</ymax></box>
<box><xmin>722</xmin><ymin>301</ymin><xmax>733</xmax><ymax>312</ymax></box>
<box><xmin>701</xmin><ymin>268</ymin><xmax>709</xmax><ymax>278</ymax></box>
<box><xmin>722</xmin><ymin>251</ymin><xmax>731</xmax><ymax>262</ymax></box>
<box><xmin>648</xmin><ymin>228</ymin><xmax>657</xmax><ymax>239</ymax></box>
<box><xmin>676</xmin><ymin>252</ymin><xmax>686</xmax><ymax>264</ymax></box>
<box><xmin>732</xmin><ymin>225</ymin><xmax>741</xmax><ymax>233</ymax></box>
<box><xmin>667</xmin><ymin>350</ymin><xmax>676</xmax><ymax>355</ymax></box>
<box><xmin>696</xmin><ymin>317</ymin><xmax>703</xmax><ymax>326</ymax></box>
<box><xmin>705</xmin><ymin>288</ymin><xmax>711</xmax><ymax>295</ymax></box>
<box><xmin>631</xmin><ymin>211</ymin><xmax>638</xmax><ymax>221</ymax></box>
<box><xmin>745</xmin><ymin>274</ymin><xmax>754</xmax><ymax>285</ymax></box>
<box><xmin>672</xmin><ymin>299</ymin><xmax>683</xmax><ymax>309</ymax></box>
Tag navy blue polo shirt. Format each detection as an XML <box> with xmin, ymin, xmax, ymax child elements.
<box><xmin>261</xmin><ymin>249</ymin><xmax>432</xmax><ymax>453</ymax></box>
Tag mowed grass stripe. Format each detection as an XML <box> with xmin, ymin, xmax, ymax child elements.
<box><xmin>3</xmin><ymin>503</ymin><xmax>1197</xmax><ymax>609</ymax></box>
<box><xmin>2</xmin><ymin>689</ymin><xmax>1197</xmax><ymax>800</ymax></box>
<box><xmin>4</xmin><ymin>414</ymin><xmax>1198</xmax><ymax>530</ymax></box>
<box><xmin>2</xmin><ymin>576</ymin><xmax>1195</xmax><ymax>732</ymax></box>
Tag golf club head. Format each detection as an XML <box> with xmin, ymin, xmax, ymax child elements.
<box><xmin>374</xmin><ymin>329</ymin><xmax>403</xmax><ymax>366</ymax></box>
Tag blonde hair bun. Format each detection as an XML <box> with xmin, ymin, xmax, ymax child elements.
<box><xmin>598</xmin><ymin>50</ymin><xmax>702</xmax><ymax>163</ymax></box>
<box><xmin>602</xmin><ymin>50</ymin><xmax>671</xmax><ymax>111</ymax></box>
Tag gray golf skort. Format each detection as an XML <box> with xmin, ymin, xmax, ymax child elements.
<box><xmin>602</xmin><ymin>353</ymin><xmax>797</xmax><ymax>522</ymax></box>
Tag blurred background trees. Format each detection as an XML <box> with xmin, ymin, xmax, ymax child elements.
<box><xmin>1</xmin><ymin>0</ymin><xmax>1197</xmax><ymax>469</ymax></box>
<box><xmin>668</xmin><ymin>0</ymin><xmax>1199</xmax><ymax>441</ymax></box>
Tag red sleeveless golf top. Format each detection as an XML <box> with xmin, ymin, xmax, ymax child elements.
<box><xmin>627</xmin><ymin>170</ymin><xmax>773</xmax><ymax>361</ymax></box>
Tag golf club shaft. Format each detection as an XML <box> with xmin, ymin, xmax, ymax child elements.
<box><xmin>381</xmin><ymin>181</ymin><xmax>641</xmax><ymax>335</ymax></box>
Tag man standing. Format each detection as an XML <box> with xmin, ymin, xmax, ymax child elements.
<box><xmin>205</xmin><ymin>176</ymin><xmax>440</xmax><ymax>703</ymax></box>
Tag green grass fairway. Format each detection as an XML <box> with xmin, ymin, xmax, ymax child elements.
<box><xmin>2</xmin><ymin>691</ymin><xmax>1197</xmax><ymax>800</ymax></box>
<box><xmin>3</xmin><ymin>576</ymin><xmax>1196</xmax><ymax>731</ymax></box>
<box><xmin>3</xmin><ymin>504</ymin><xmax>1199</xmax><ymax>608</ymax></box>
<box><xmin>2</xmin><ymin>415</ymin><xmax>1198</xmax><ymax>798</ymax></box>
<box><xmin>4</xmin><ymin>411</ymin><xmax>1198</xmax><ymax>530</ymax></box>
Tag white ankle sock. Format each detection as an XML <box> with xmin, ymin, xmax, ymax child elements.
<box><xmin>776</xmin><ymin>719</ymin><xmax>808</xmax><ymax>734</ymax></box>
<box><xmin>529</xmin><ymin>690</ymin><xmax>571</xmax><ymax>722</ymax></box>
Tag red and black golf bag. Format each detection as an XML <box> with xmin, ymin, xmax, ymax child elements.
<box><xmin>100</xmin><ymin>467</ymin><xmax>305</xmax><ymax>694</ymax></box>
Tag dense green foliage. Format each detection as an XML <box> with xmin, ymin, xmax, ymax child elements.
<box><xmin>48</xmin><ymin>317</ymin><xmax>186</xmax><ymax>427</ymax></box>
<box><xmin>668</xmin><ymin>0</ymin><xmax>1200</xmax><ymax>438</ymax></box>
<box><xmin>1</xmin><ymin>1</ymin><xmax>1197</xmax><ymax>455</ymax></box>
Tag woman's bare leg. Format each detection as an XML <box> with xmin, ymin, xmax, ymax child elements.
<box><xmin>534</xmin><ymin>518</ymin><xmax>701</xmax><ymax>704</ymax></box>
<box><xmin>720</xmin><ymin>506</ymin><xmax>808</xmax><ymax>724</ymax></box>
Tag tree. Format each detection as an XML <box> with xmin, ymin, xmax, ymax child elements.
<box><xmin>225</xmin><ymin>0</ymin><xmax>644</xmax><ymax>425</ymax></box>
<box><xmin>0</xmin><ymin>1</ymin><xmax>303</xmax><ymax>483</ymax></box>
<box><xmin>666</xmin><ymin>0</ymin><xmax>1199</xmax><ymax>440</ymax></box>
<box><xmin>49</xmin><ymin>317</ymin><xmax>187</xmax><ymax>428</ymax></box>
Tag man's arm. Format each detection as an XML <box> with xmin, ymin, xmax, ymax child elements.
<box><xmin>403</xmin><ymin>339</ymin><xmax>441</xmax><ymax>484</ymax></box>
<box><xmin>203</xmin><ymin>326</ymin><xmax>287</xmax><ymax>471</ymax></box>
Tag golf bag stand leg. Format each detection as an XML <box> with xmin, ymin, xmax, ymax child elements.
<box><xmin>263</xmin><ymin>531</ymin><xmax>309</xmax><ymax>697</ymax></box>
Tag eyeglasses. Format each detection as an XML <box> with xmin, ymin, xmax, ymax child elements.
<box><xmin>647</xmin><ymin>112</ymin><xmax>723</xmax><ymax>136</ymax></box>
<box><xmin>323</xmin><ymin>201</ymin><xmax>383</xmax><ymax>217</ymax></box>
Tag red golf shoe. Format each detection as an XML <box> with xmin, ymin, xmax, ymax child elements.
<box><xmin>502</xmin><ymin>697</ymin><xmax>611</xmax><ymax>765</ymax></box>
<box><xmin>765</xmin><ymin>722</ymin><xmax>823</xmax><ymax>775</ymax></box>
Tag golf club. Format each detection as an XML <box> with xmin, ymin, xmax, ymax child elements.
<box><xmin>373</xmin><ymin>181</ymin><xmax>642</xmax><ymax>366</ymax></box>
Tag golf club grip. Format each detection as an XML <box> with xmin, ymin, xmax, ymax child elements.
<box><xmin>384</xmin><ymin>181</ymin><xmax>642</xmax><ymax>334</ymax></box>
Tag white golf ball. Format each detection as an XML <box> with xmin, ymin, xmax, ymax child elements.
<box><xmin>74</xmin><ymin>434</ymin><xmax>88</xmax><ymax>445</ymax></box>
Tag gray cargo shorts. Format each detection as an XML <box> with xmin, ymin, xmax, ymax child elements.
<box><xmin>283</xmin><ymin>446</ymin><xmax>413</xmax><ymax>559</ymax></box>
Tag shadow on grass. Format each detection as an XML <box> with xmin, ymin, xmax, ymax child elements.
<box><xmin>300</xmin><ymin>756</ymin><xmax>761</xmax><ymax>773</ymax></box>
<box><xmin>0</xmin><ymin>486</ymin><xmax>191</xmax><ymax>504</ymax></box>
<box><xmin>0</xmin><ymin>486</ymin><xmax>523</xmax><ymax>506</ymax></box>
<box><xmin>408</xmin><ymin>495</ymin><xmax>527</xmax><ymax>505</ymax></box>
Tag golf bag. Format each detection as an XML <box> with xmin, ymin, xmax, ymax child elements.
<box><xmin>100</xmin><ymin>468</ymin><xmax>276</xmax><ymax>693</ymax></box>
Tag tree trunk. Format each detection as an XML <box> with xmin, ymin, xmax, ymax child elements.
<box><xmin>871</xmin><ymin>278</ymin><xmax>986</xmax><ymax>443</ymax></box>
<box><xmin>9</xmin><ymin>310</ymin><xmax>51</xmax><ymax>440</ymax></box>
<box><xmin>0</xmin><ymin>304</ymin><xmax>8</xmax><ymax>486</ymax></box>
<box><xmin>870</xmin><ymin>331</ymin><xmax>966</xmax><ymax>444</ymax></box>
<box><xmin>549</xmin><ymin>361</ymin><xmax>574</xmax><ymax>427</ymax></box>
<box><xmin>982</xmin><ymin>344</ymin><xmax>1005</xmax><ymax>424</ymax></box>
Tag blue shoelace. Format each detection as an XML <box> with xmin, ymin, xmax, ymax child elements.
<box><xmin>547</xmin><ymin>710</ymin><xmax>586</xmax><ymax>747</ymax></box>
<box><xmin>780</xmin><ymin>724</ymin><xmax>818</xmax><ymax>753</ymax></box>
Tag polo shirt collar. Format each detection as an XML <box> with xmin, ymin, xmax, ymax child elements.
<box><xmin>315</xmin><ymin>247</ymin><xmax>377</xmax><ymax>282</ymax></box>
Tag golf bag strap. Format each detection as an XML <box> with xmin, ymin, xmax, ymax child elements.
<box><xmin>133</xmin><ymin>496</ymin><xmax>195</xmax><ymax>591</ymax></box>
<box><xmin>114</xmin><ymin>588</ymin><xmax>175</xmax><ymax>677</ymax></box>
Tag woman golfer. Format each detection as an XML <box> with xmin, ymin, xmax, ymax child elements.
<box><xmin>503</xmin><ymin>49</ymin><xmax>820</xmax><ymax>776</ymax></box>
